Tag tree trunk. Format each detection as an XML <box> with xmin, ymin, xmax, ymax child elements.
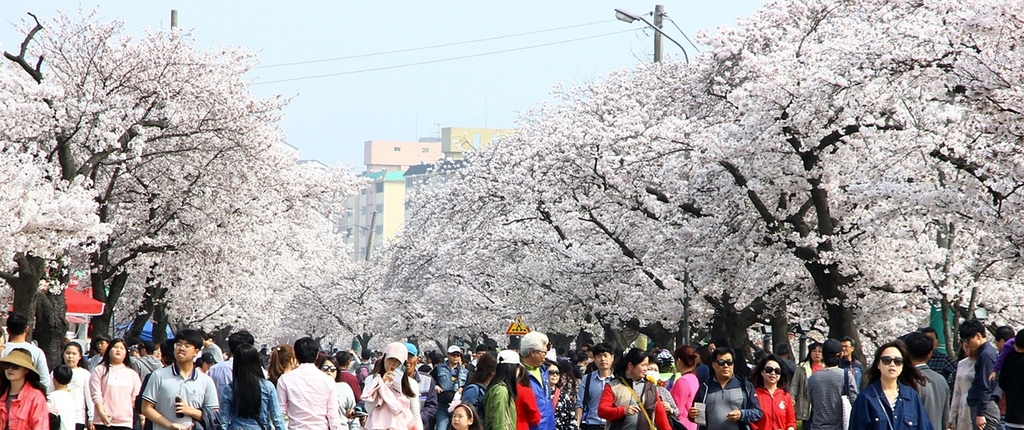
<box><xmin>600</xmin><ymin>319</ymin><xmax>632</xmax><ymax>351</ymax></box>
<box><xmin>34</xmin><ymin>290</ymin><xmax>68</xmax><ymax>372</ymax></box>
<box><xmin>548</xmin><ymin>332</ymin><xmax>574</xmax><ymax>356</ymax></box>
<box><xmin>806</xmin><ymin>261</ymin><xmax>863</xmax><ymax>360</ymax></box>
<box><xmin>152</xmin><ymin>301</ymin><xmax>170</xmax><ymax>344</ymax></box>
<box><xmin>356</xmin><ymin>333</ymin><xmax>374</xmax><ymax>354</ymax></box>
<box><xmin>8</xmin><ymin>254</ymin><xmax>47</xmax><ymax>332</ymax></box>
<box><xmin>707</xmin><ymin>293</ymin><xmax>757</xmax><ymax>355</ymax></box>
<box><xmin>771</xmin><ymin>306</ymin><xmax>790</xmax><ymax>354</ymax></box>
<box><xmin>90</xmin><ymin>270</ymin><xmax>129</xmax><ymax>337</ymax></box>
<box><xmin>626</xmin><ymin>320</ymin><xmax>676</xmax><ymax>351</ymax></box>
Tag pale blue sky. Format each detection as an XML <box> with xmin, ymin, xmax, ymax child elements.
<box><xmin>0</xmin><ymin>1</ymin><xmax>764</xmax><ymax>169</ymax></box>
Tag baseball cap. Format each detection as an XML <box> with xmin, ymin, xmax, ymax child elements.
<box><xmin>822</xmin><ymin>339</ymin><xmax>843</xmax><ymax>356</ymax></box>
<box><xmin>497</xmin><ymin>350</ymin><xmax>521</xmax><ymax>365</ymax></box>
<box><xmin>405</xmin><ymin>343</ymin><xmax>419</xmax><ymax>356</ymax></box>
<box><xmin>384</xmin><ymin>342</ymin><xmax>408</xmax><ymax>362</ymax></box>
<box><xmin>447</xmin><ymin>345</ymin><xmax>462</xmax><ymax>355</ymax></box>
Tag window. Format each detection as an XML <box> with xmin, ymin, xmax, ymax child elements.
<box><xmin>422</xmin><ymin>148</ymin><xmax>430</xmax><ymax>153</ymax></box>
<box><xmin>375</xmin><ymin>182</ymin><xmax>384</xmax><ymax>193</ymax></box>
<box><xmin>375</xmin><ymin>204</ymin><xmax>384</xmax><ymax>213</ymax></box>
<box><xmin>375</xmin><ymin>225</ymin><xmax>383</xmax><ymax>235</ymax></box>
<box><xmin>394</xmin><ymin>146</ymin><xmax>402</xmax><ymax>152</ymax></box>
<box><xmin>473</xmin><ymin>133</ymin><xmax>482</xmax><ymax>148</ymax></box>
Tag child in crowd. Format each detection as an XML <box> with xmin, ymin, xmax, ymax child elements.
<box><xmin>449</xmin><ymin>403</ymin><xmax>483</xmax><ymax>430</ymax></box>
<box><xmin>48</xmin><ymin>365</ymin><xmax>76</xmax><ymax>430</ymax></box>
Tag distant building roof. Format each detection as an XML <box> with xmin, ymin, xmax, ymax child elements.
<box><xmin>404</xmin><ymin>159</ymin><xmax>467</xmax><ymax>177</ymax></box>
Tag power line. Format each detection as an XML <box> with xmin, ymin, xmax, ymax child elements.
<box><xmin>252</xmin><ymin>29</ymin><xmax>639</xmax><ymax>86</ymax></box>
<box><xmin>663</xmin><ymin>16</ymin><xmax>702</xmax><ymax>53</ymax></box>
<box><xmin>256</xmin><ymin>20</ymin><xmax>615</xmax><ymax>69</ymax></box>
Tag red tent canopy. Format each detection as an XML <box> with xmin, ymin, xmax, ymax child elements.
<box><xmin>66</xmin><ymin>289</ymin><xmax>105</xmax><ymax>316</ymax></box>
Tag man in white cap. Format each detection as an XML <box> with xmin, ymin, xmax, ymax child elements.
<box><xmin>431</xmin><ymin>345</ymin><xmax>468</xmax><ymax>430</ymax></box>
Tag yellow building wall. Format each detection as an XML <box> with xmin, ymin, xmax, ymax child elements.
<box><xmin>442</xmin><ymin>127</ymin><xmax>512</xmax><ymax>160</ymax></box>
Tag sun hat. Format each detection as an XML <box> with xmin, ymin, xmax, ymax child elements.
<box><xmin>384</xmin><ymin>342</ymin><xmax>408</xmax><ymax>362</ymax></box>
<box><xmin>0</xmin><ymin>349</ymin><xmax>38</xmax><ymax>375</ymax></box>
<box><xmin>497</xmin><ymin>349</ymin><xmax>521</xmax><ymax>365</ymax></box>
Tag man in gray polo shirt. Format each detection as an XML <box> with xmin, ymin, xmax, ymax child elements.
<box><xmin>141</xmin><ymin>329</ymin><xmax>219</xmax><ymax>430</ymax></box>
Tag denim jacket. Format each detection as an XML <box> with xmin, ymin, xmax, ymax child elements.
<box><xmin>434</xmin><ymin>363</ymin><xmax>468</xmax><ymax>392</ymax></box>
<box><xmin>219</xmin><ymin>379</ymin><xmax>287</xmax><ymax>430</ymax></box>
<box><xmin>849</xmin><ymin>382</ymin><xmax>933</xmax><ymax>430</ymax></box>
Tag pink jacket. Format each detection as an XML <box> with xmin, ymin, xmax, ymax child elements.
<box><xmin>89</xmin><ymin>364</ymin><xmax>142</xmax><ymax>427</ymax></box>
<box><xmin>0</xmin><ymin>384</ymin><xmax>48</xmax><ymax>430</ymax></box>
<box><xmin>361</xmin><ymin>375</ymin><xmax>415</xmax><ymax>430</ymax></box>
<box><xmin>669</xmin><ymin>373</ymin><xmax>698</xmax><ymax>430</ymax></box>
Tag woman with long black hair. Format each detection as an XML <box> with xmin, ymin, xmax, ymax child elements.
<box><xmin>483</xmin><ymin>350</ymin><xmax>522</xmax><ymax>430</ymax></box>
<box><xmin>362</xmin><ymin>342</ymin><xmax>417</xmax><ymax>430</ymax></box>
<box><xmin>848</xmin><ymin>341</ymin><xmax>932</xmax><ymax>430</ymax></box>
<box><xmin>219</xmin><ymin>344</ymin><xmax>287</xmax><ymax>430</ymax></box>
<box><xmin>89</xmin><ymin>338</ymin><xmax>141</xmax><ymax>430</ymax></box>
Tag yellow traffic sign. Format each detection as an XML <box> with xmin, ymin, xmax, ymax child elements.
<box><xmin>506</xmin><ymin>316</ymin><xmax>530</xmax><ymax>336</ymax></box>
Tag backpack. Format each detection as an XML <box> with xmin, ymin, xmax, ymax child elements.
<box><xmin>357</xmin><ymin>363</ymin><xmax>372</xmax><ymax>388</ymax></box>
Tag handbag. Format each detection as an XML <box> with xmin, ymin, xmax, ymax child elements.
<box><xmin>624</xmin><ymin>379</ymin><xmax>661</xmax><ymax>430</ymax></box>
<box><xmin>840</xmin><ymin>370</ymin><xmax>852</xmax><ymax>430</ymax></box>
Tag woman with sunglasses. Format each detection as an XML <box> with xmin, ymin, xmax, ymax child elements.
<box><xmin>316</xmin><ymin>355</ymin><xmax>360</xmax><ymax>430</ymax></box>
<box><xmin>848</xmin><ymin>341</ymin><xmax>932</xmax><ymax>430</ymax></box>
<box><xmin>0</xmin><ymin>349</ymin><xmax>49</xmax><ymax>429</ymax></box>
<box><xmin>750</xmin><ymin>355</ymin><xmax>795</xmax><ymax>430</ymax></box>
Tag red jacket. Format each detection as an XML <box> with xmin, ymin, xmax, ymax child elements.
<box><xmin>598</xmin><ymin>383</ymin><xmax>672</xmax><ymax>430</ymax></box>
<box><xmin>0</xmin><ymin>384</ymin><xmax>49</xmax><ymax>430</ymax></box>
<box><xmin>751</xmin><ymin>387</ymin><xmax>796</xmax><ymax>430</ymax></box>
<box><xmin>516</xmin><ymin>383</ymin><xmax>541</xmax><ymax>430</ymax></box>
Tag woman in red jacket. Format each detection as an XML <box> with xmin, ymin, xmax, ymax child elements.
<box><xmin>751</xmin><ymin>355</ymin><xmax>796</xmax><ymax>430</ymax></box>
<box><xmin>0</xmin><ymin>348</ymin><xmax>49</xmax><ymax>430</ymax></box>
<box><xmin>515</xmin><ymin>368</ymin><xmax>541</xmax><ymax>430</ymax></box>
<box><xmin>598</xmin><ymin>348</ymin><xmax>671</xmax><ymax>430</ymax></box>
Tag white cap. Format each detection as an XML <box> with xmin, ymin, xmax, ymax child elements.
<box><xmin>384</xmin><ymin>342</ymin><xmax>408</xmax><ymax>362</ymax></box>
<box><xmin>497</xmin><ymin>350</ymin><xmax>521</xmax><ymax>365</ymax></box>
<box><xmin>447</xmin><ymin>345</ymin><xmax>462</xmax><ymax>354</ymax></box>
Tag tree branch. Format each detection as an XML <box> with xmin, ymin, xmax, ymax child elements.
<box><xmin>2</xmin><ymin>13</ymin><xmax>44</xmax><ymax>83</ymax></box>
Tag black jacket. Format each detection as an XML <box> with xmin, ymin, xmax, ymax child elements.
<box><xmin>998</xmin><ymin>350</ymin><xmax>1024</xmax><ymax>425</ymax></box>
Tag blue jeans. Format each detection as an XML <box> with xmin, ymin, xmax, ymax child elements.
<box><xmin>435</xmin><ymin>408</ymin><xmax>451</xmax><ymax>430</ymax></box>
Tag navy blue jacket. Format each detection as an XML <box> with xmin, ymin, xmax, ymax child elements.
<box><xmin>967</xmin><ymin>342</ymin><xmax>999</xmax><ymax>417</ymax></box>
<box><xmin>849</xmin><ymin>381</ymin><xmax>934</xmax><ymax>430</ymax></box>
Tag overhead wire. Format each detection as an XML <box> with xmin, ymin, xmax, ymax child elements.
<box><xmin>663</xmin><ymin>16</ymin><xmax>702</xmax><ymax>53</ymax></box>
<box><xmin>252</xmin><ymin>29</ymin><xmax>640</xmax><ymax>86</ymax></box>
<box><xmin>256</xmin><ymin>19</ymin><xmax>616</xmax><ymax>69</ymax></box>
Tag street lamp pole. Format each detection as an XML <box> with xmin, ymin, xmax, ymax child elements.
<box><xmin>614</xmin><ymin>5</ymin><xmax>688</xmax><ymax>63</ymax></box>
<box><xmin>653</xmin><ymin>5</ymin><xmax>664</xmax><ymax>63</ymax></box>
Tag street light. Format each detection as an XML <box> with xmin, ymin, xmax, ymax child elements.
<box><xmin>614</xmin><ymin>6</ymin><xmax>689</xmax><ymax>63</ymax></box>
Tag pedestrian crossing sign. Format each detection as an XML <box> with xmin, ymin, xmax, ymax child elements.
<box><xmin>506</xmin><ymin>316</ymin><xmax>530</xmax><ymax>336</ymax></box>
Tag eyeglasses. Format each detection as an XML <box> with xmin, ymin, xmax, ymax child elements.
<box><xmin>321</xmin><ymin>366</ymin><xmax>337</xmax><ymax>372</ymax></box>
<box><xmin>714</xmin><ymin>360</ymin><xmax>734</xmax><ymax>366</ymax></box>
<box><xmin>879</xmin><ymin>356</ymin><xmax>904</xmax><ymax>366</ymax></box>
<box><xmin>1</xmin><ymin>363</ymin><xmax>22</xmax><ymax>371</ymax></box>
<box><xmin>548</xmin><ymin>369</ymin><xmax>560</xmax><ymax>374</ymax></box>
<box><xmin>763</xmin><ymin>366</ymin><xmax>781</xmax><ymax>375</ymax></box>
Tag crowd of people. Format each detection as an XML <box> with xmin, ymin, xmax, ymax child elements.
<box><xmin>0</xmin><ymin>311</ymin><xmax>1021</xmax><ymax>430</ymax></box>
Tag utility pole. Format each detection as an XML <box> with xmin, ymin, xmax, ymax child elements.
<box><xmin>171</xmin><ymin>10</ymin><xmax>178</xmax><ymax>28</ymax></box>
<box><xmin>653</xmin><ymin>5</ymin><xmax>664</xmax><ymax>62</ymax></box>
<box><xmin>364</xmin><ymin>211</ymin><xmax>377</xmax><ymax>261</ymax></box>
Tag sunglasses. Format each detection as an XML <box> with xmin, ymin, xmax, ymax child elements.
<box><xmin>548</xmin><ymin>370</ymin><xmax>560</xmax><ymax>374</ymax></box>
<box><xmin>1</xmin><ymin>363</ymin><xmax>22</xmax><ymax>371</ymax></box>
<box><xmin>714</xmin><ymin>360</ymin><xmax>734</xmax><ymax>366</ymax></box>
<box><xmin>321</xmin><ymin>366</ymin><xmax>338</xmax><ymax>372</ymax></box>
<box><xmin>763</xmin><ymin>366</ymin><xmax>782</xmax><ymax>375</ymax></box>
<box><xmin>879</xmin><ymin>356</ymin><xmax>904</xmax><ymax>366</ymax></box>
